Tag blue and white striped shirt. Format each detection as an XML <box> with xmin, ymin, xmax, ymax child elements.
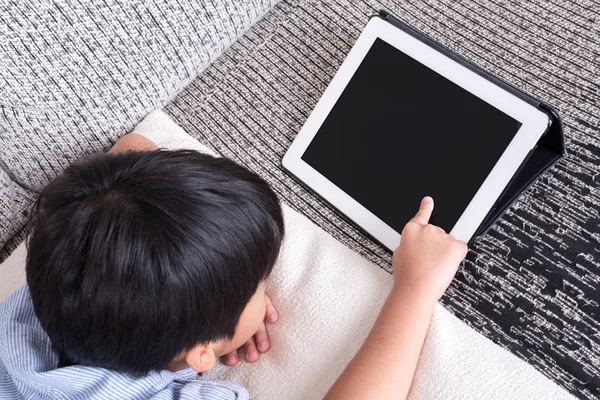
<box><xmin>0</xmin><ymin>286</ymin><xmax>250</xmax><ymax>399</ymax></box>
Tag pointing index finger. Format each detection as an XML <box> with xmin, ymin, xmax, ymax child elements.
<box><xmin>411</xmin><ymin>196</ymin><xmax>434</xmax><ymax>226</ymax></box>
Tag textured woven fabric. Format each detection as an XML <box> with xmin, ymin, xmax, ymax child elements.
<box><xmin>0</xmin><ymin>173</ymin><xmax>35</xmax><ymax>254</ymax></box>
<box><xmin>0</xmin><ymin>0</ymin><xmax>279</xmax><ymax>256</ymax></box>
<box><xmin>165</xmin><ymin>0</ymin><xmax>600</xmax><ymax>398</ymax></box>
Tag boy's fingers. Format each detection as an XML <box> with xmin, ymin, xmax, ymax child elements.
<box><xmin>265</xmin><ymin>293</ymin><xmax>278</xmax><ymax>323</ymax></box>
<box><xmin>411</xmin><ymin>196</ymin><xmax>434</xmax><ymax>226</ymax></box>
<box><xmin>222</xmin><ymin>350</ymin><xmax>239</xmax><ymax>366</ymax></box>
<box><xmin>244</xmin><ymin>337</ymin><xmax>260</xmax><ymax>363</ymax></box>
<box><xmin>254</xmin><ymin>322</ymin><xmax>271</xmax><ymax>353</ymax></box>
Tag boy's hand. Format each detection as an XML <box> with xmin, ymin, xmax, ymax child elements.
<box><xmin>392</xmin><ymin>196</ymin><xmax>468</xmax><ymax>301</ymax></box>
<box><xmin>326</xmin><ymin>197</ymin><xmax>467</xmax><ymax>399</ymax></box>
<box><xmin>222</xmin><ymin>293</ymin><xmax>278</xmax><ymax>366</ymax></box>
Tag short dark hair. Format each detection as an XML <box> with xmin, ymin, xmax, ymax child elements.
<box><xmin>26</xmin><ymin>150</ymin><xmax>284</xmax><ymax>374</ymax></box>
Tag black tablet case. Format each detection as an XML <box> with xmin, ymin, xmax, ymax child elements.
<box><xmin>377</xmin><ymin>10</ymin><xmax>565</xmax><ymax>242</ymax></box>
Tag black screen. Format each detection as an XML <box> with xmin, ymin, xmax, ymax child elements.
<box><xmin>301</xmin><ymin>38</ymin><xmax>522</xmax><ymax>233</ymax></box>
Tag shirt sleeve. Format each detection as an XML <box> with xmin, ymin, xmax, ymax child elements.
<box><xmin>151</xmin><ymin>380</ymin><xmax>251</xmax><ymax>400</ymax></box>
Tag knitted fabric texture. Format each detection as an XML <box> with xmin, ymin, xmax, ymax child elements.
<box><xmin>0</xmin><ymin>0</ymin><xmax>279</xmax><ymax>256</ymax></box>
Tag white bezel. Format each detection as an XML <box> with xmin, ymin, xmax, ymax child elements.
<box><xmin>282</xmin><ymin>17</ymin><xmax>549</xmax><ymax>250</ymax></box>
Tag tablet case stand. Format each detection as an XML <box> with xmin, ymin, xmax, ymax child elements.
<box><xmin>378</xmin><ymin>10</ymin><xmax>565</xmax><ymax>243</ymax></box>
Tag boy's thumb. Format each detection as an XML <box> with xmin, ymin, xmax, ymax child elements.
<box><xmin>412</xmin><ymin>196</ymin><xmax>434</xmax><ymax>225</ymax></box>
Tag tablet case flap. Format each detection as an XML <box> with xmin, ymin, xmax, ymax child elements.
<box><xmin>378</xmin><ymin>10</ymin><xmax>565</xmax><ymax>242</ymax></box>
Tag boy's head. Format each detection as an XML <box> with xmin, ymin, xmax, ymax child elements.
<box><xmin>26</xmin><ymin>150</ymin><xmax>284</xmax><ymax>374</ymax></box>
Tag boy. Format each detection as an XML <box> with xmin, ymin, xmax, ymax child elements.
<box><xmin>0</xmin><ymin>134</ymin><xmax>467</xmax><ymax>399</ymax></box>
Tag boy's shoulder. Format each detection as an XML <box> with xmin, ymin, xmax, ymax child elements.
<box><xmin>0</xmin><ymin>286</ymin><xmax>250</xmax><ymax>400</ymax></box>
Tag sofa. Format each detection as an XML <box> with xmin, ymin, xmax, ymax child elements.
<box><xmin>1</xmin><ymin>0</ymin><xmax>598</xmax><ymax>398</ymax></box>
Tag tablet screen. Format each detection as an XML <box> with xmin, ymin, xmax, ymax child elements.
<box><xmin>301</xmin><ymin>38</ymin><xmax>522</xmax><ymax>233</ymax></box>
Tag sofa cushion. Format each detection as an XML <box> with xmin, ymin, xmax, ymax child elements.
<box><xmin>0</xmin><ymin>172</ymin><xmax>35</xmax><ymax>260</ymax></box>
<box><xmin>0</xmin><ymin>0</ymin><xmax>280</xmax><ymax>253</ymax></box>
<box><xmin>163</xmin><ymin>0</ymin><xmax>600</xmax><ymax>398</ymax></box>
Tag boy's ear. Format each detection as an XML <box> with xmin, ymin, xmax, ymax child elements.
<box><xmin>185</xmin><ymin>343</ymin><xmax>217</xmax><ymax>373</ymax></box>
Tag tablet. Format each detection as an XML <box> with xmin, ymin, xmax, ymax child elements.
<box><xmin>282</xmin><ymin>16</ymin><xmax>550</xmax><ymax>251</ymax></box>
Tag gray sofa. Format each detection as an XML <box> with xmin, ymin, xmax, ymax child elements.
<box><xmin>1</xmin><ymin>0</ymin><xmax>598</xmax><ymax>398</ymax></box>
<box><xmin>0</xmin><ymin>0</ymin><xmax>281</xmax><ymax>256</ymax></box>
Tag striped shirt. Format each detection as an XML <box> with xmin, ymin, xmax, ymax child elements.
<box><xmin>0</xmin><ymin>286</ymin><xmax>251</xmax><ymax>400</ymax></box>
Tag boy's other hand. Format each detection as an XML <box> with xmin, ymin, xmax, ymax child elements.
<box><xmin>392</xmin><ymin>196</ymin><xmax>468</xmax><ymax>301</ymax></box>
<box><xmin>222</xmin><ymin>293</ymin><xmax>278</xmax><ymax>366</ymax></box>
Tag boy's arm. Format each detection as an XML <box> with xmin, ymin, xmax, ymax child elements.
<box><xmin>325</xmin><ymin>197</ymin><xmax>468</xmax><ymax>400</ymax></box>
<box><xmin>109</xmin><ymin>133</ymin><xmax>158</xmax><ymax>153</ymax></box>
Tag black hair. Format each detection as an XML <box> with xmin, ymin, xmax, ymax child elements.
<box><xmin>26</xmin><ymin>150</ymin><xmax>284</xmax><ymax>374</ymax></box>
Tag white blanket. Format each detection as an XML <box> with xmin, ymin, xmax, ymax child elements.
<box><xmin>0</xmin><ymin>110</ymin><xmax>573</xmax><ymax>400</ymax></box>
